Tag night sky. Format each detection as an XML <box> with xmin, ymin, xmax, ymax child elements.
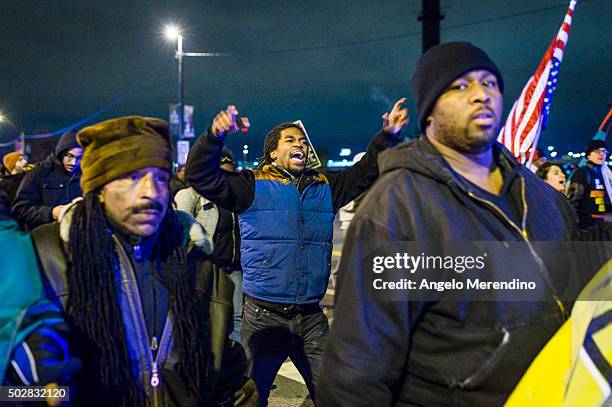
<box><xmin>0</xmin><ymin>0</ymin><xmax>610</xmax><ymax>160</ymax></box>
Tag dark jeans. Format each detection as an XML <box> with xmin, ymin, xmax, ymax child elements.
<box><xmin>241</xmin><ymin>298</ymin><xmax>329</xmax><ymax>406</ymax></box>
<box><xmin>227</xmin><ymin>269</ymin><xmax>244</xmax><ymax>343</ymax></box>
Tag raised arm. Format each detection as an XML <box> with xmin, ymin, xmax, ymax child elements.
<box><xmin>185</xmin><ymin>106</ymin><xmax>255</xmax><ymax>214</ymax></box>
<box><xmin>328</xmin><ymin>98</ymin><xmax>408</xmax><ymax>211</ymax></box>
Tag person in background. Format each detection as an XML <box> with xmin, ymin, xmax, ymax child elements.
<box><xmin>1</xmin><ymin>196</ymin><xmax>80</xmax><ymax>391</ymax></box>
<box><xmin>12</xmin><ymin>131</ymin><xmax>82</xmax><ymax>229</ymax></box>
<box><xmin>566</xmin><ymin>139</ymin><xmax>612</xmax><ymax>230</ymax></box>
<box><xmin>175</xmin><ymin>148</ymin><xmax>244</xmax><ymax>344</ymax></box>
<box><xmin>0</xmin><ymin>151</ymin><xmax>30</xmax><ymax>210</ymax></box>
<box><xmin>170</xmin><ymin>163</ymin><xmax>188</xmax><ymax>196</ymax></box>
<box><xmin>536</xmin><ymin>161</ymin><xmax>566</xmax><ymax>193</ymax></box>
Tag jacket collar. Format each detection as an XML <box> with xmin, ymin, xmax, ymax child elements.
<box><xmin>58</xmin><ymin>198</ymin><xmax>212</xmax><ymax>254</ymax></box>
<box><xmin>378</xmin><ymin>136</ymin><xmax>524</xmax><ymax>193</ymax></box>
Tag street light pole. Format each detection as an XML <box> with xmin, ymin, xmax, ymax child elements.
<box><xmin>165</xmin><ymin>25</ymin><xmax>232</xmax><ymax>141</ymax></box>
<box><xmin>176</xmin><ymin>33</ymin><xmax>184</xmax><ymax>139</ymax></box>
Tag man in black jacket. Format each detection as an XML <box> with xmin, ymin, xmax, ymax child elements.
<box><xmin>31</xmin><ymin>116</ymin><xmax>256</xmax><ymax>406</ymax></box>
<box><xmin>12</xmin><ymin>131</ymin><xmax>83</xmax><ymax>229</ymax></box>
<box><xmin>317</xmin><ymin>42</ymin><xmax>607</xmax><ymax>406</ymax></box>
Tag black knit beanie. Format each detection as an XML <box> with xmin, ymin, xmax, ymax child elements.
<box><xmin>585</xmin><ymin>139</ymin><xmax>608</xmax><ymax>156</ymax></box>
<box><xmin>410</xmin><ymin>41</ymin><xmax>505</xmax><ymax>132</ymax></box>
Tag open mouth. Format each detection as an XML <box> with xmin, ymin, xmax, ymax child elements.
<box><xmin>290</xmin><ymin>150</ymin><xmax>306</xmax><ymax>165</ymax></box>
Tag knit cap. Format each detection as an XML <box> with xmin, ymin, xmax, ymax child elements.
<box><xmin>2</xmin><ymin>152</ymin><xmax>23</xmax><ymax>173</ymax></box>
<box><xmin>76</xmin><ymin>116</ymin><xmax>172</xmax><ymax>194</ymax></box>
<box><xmin>410</xmin><ymin>41</ymin><xmax>504</xmax><ymax>132</ymax></box>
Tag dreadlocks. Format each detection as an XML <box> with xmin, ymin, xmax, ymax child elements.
<box><xmin>260</xmin><ymin>122</ymin><xmax>303</xmax><ymax>167</ymax></box>
<box><xmin>66</xmin><ymin>193</ymin><xmax>209</xmax><ymax>406</ymax></box>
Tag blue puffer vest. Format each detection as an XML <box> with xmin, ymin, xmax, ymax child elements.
<box><xmin>239</xmin><ymin>165</ymin><xmax>334</xmax><ymax>304</ymax></box>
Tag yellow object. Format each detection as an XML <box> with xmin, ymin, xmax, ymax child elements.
<box><xmin>505</xmin><ymin>260</ymin><xmax>612</xmax><ymax>407</ymax></box>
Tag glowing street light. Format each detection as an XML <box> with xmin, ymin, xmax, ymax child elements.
<box><xmin>164</xmin><ymin>25</ymin><xmax>185</xmax><ymax>139</ymax></box>
<box><xmin>163</xmin><ymin>24</ymin><xmax>232</xmax><ymax>141</ymax></box>
<box><xmin>164</xmin><ymin>25</ymin><xmax>180</xmax><ymax>41</ymax></box>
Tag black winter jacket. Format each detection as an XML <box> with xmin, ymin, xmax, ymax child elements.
<box><xmin>566</xmin><ymin>161</ymin><xmax>612</xmax><ymax>230</ymax></box>
<box><xmin>12</xmin><ymin>154</ymin><xmax>81</xmax><ymax>229</ymax></box>
<box><xmin>317</xmin><ymin>137</ymin><xmax>591</xmax><ymax>407</ymax></box>
<box><xmin>0</xmin><ymin>171</ymin><xmax>26</xmax><ymax>209</ymax></box>
<box><xmin>30</xmin><ymin>210</ymin><xmax>255</xmax><ymax>406</ymax></box>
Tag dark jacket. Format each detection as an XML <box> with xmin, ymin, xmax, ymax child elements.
<box><xmin>30</xmin><ymin>208</ymin><xmax>255</xmax><ymax>406</ymax></box>
<box><xmin>317</xmin><ymin>137</ymin><xmax>584</xmax><ymax>407</ymax></box>
<box><xmin>566</xmin><ymin>161</ymin><xmax>612</xmax><ymax>230</ymax></box>
<box><xmin>185</xmin><ymin>128</ymin><xmax>401</xmax><ymax>304</ymax></box>
<box><xmin>213</xmin><ymin>206</ymin><xmax>241</xmax><ymax>270</ymax></box>
<box><xmin>12</xmin><ymin>133</ymin><xmax>81</xmax><ymax>230</ymax></box>
<box><xmin>0</xmin><ymin>171</ymin><xmax>26</xmax><ymax>209</ymax></box>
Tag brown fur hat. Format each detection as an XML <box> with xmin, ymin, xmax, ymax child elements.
<box><xmin>76</xmin><ymin>116</ymin><xmax>172</xmax><ymax>194</ymax></box>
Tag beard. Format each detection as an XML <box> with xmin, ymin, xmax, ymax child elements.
<box><xmin>430</xmin><ymin>109</ymin><xmax>499</xmax><ymax>155</ymax></box>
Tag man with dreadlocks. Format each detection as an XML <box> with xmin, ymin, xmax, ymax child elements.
<box><xmin>185</xmin><ymin>102</ymin><xmax>408</xmax><ymax>405</ymax></box>
<box><xmin>30</xmin><ymin>116</ymin><xmax>258</xmax><ymax>406</ymax></box>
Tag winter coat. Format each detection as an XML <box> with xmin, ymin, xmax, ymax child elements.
<box><xmin>318</xmin><ymin>137</ymin><xmax>587</xmax><ymax>407</ymax></box>
<box><xmin>12</xmin><ymin>154</ymin><xmax>81</xmax><ymax>230</ymax></box>
<box><xmin>30</xmin><ymin>206</ymin><xmax>256</xmax><ymax>406</ymax></box>
<box><xmin>0</xmin><ymin>218</ymin><xmax>73</xmax><ymax>386</ymax></box>
<box><xmin>185</xmin><ymin>128</ymin><xmax>401</xmax><ymax>305</ymax></box>
<box><xmin>0</xmin><ymin>172</ymin><xmax>26</xmax><ymax>209</ymax></box>
<box><xmin>566</xmin><ymin>161</ymin><xmax>612</xmax><ymax>230</ymax></box>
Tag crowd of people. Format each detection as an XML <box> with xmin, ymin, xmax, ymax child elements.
<box><xmin>0</xmin><ymin>41</ymin><xmax>610</xmax><ymax>407</ymax></box>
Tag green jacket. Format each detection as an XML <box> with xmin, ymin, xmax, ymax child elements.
<box><xmin>0</xmin><ymin>219</ymin><xmax>65</xmax><ymax>384</ymax></box>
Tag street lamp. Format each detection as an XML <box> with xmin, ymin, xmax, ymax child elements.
<box><xmin>165</xmin><ymin>25</ymin><xmax>184</xmax><ymax>139</ymax></box>
<box><xmin>164</xmin><ymin>25</ymin><xmax>232</xmax><ymax>140</ymax></box>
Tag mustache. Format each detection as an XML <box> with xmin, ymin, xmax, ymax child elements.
<box><xmin>132</xmin><ymin>201</ymin><xmax>164</xmax><ymax>213</ymax></box>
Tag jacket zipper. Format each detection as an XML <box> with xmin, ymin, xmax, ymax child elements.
<box><xmin>112</xmin><ymin>235</ymin><xmax>173</xmax><ymax>405</ymax></box>
<box><xmin>466</xmin><ymin>177</ymin><xmax>567</xmax><ymax>318</ymax></box>
<box><xmin>66</xmin><ymin>171</ymin><xmax>78</xmax><ymax>201</ymax></box>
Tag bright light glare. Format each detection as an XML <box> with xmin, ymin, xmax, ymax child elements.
<box><xmin>164</xmin><ymin>25</ymin><xmax>181</xmax><ymax>40</ymax></box>
<box><xmin>0</xmin><ymin>114</ymin><xmax>4</xmax><ymax>122</ymax></box>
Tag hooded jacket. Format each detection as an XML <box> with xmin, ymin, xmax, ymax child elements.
<box><xmin>318</xmin><ymin>137</ymin><xmax>585</xmax><ymax>407</ymax></box>
<box><xmin>12</xmin><ymin>132</ymin><xmax>82</xmax><ymax>229</ymax></box>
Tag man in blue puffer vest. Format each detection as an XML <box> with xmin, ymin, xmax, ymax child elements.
<box><xmin>186</xmin><ymin>102</ymin><xmax>408</xmax><ymax>405</ymax></box>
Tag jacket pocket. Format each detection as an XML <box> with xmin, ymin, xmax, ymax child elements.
<box><xmin>455</xmin><ymin>327</ymin><xmax>510</xmax><ymax>390</ymax></box>
<box><xmin>41</xmin><ymin>183</ymin><xmax>66</xmax><ymax>204</ymax></box>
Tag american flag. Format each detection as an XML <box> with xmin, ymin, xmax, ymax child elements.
<box><xmin>498</xmin><ymin>0</ymin><xmax>577</xmax><ymax>164</ymax></box>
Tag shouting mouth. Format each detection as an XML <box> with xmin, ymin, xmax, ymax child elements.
<box><xmin>290</xmin><ymin>150</ymin><xmax>306</xmax><ymax>165</ymax></box>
